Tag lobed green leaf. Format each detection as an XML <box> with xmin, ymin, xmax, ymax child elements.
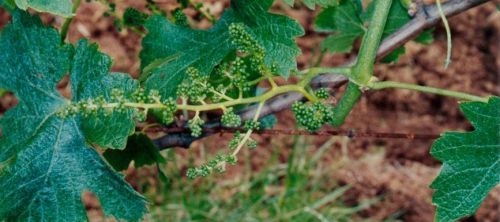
<box><xmin>71</xmin><ymin>40</ymin><xmax>139</xmax><ymax>150</ymax></box>
<box><xmin>430</xmin><ymin>97</ymin><xmax>500</xmax><ymax>222</ymax></box>
<box><xmin>315</xmin><ymin>0</ymin><xmax>365</xmax><ymax>53</ymax></box>
<box><xmin>140</xmin><ymin>0</ymin><xmax>304</xmax><ymax>98</ymax></box>
<box><xmin>0</xmin><ymin>12</ymin><xmax>147</xmax><ymax>221</ymax></box>
<box><xmin>315</xmin><ymin>0</ymin><xmax>432</xmax><ymax>62</ymax></box>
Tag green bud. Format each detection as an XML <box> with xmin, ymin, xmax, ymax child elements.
<box><xmin>116</xmin><ymin>101</ymin><xmax>127</xmax><ymax>113</ymax></box>
<box><xmin>225</xmin><ymin>155</ymin><xmax>237</xmax><ymax>165</ymax></box>
<box><xmin>188</xmin><ymin>117</ymin><xmax>205</xmax><ymax>137</ymax></box>
<box><xmin>292</xmin><ymin>101</ymin><xmax>333</xmax><ymax>132</ymax></box>
<box><xmin>173</xmin><ymin>8</ymin><xmax>189</xmax><ymax>27</ymax></box>
<box><xmin>315</xmin><ymin>88</ymin><xmax>330</xmax><ymax>100</ymax></box>
<box><xmin>215</xmin><ymin>165</ymin><xmax>226</xmax><ymax>174</ymax></box>
<box><xmin>229</xmin><ymin>23</ymin><xmax>265</xmax><ymax>57</ymax></box>
<box><xmin>244</xmin><ymin>120</ymin><xmax>261</xmax><ymax>131</ymax></box>
<box><xmin>186</xmin><ymin>168</ymin><xmax>199</xmax><ymax>179</ymax></box>
<box><xmin>228</xmin><ymin>131</ymin><xmax>241</xmax><ymax>150</ymax></box>
<box><xmin>134</xmin><ymin>109</ymin><xmax>147</xmax><ymax>122</ymax></box>
<box><xmin>247</xmin><ymin>138</ymin><xmax>258</xmax><ymax>149</ymax></box>
<box><xmin>132</xmin><ymin>88</ymin><xmax>148</xmax><ymax>103</ymax></box>
<box><xmin>111</xmin><ymin>88</ymin><xmax>125</xmax><ymax>101</ymax></box>
<box><xmin>148</xmin><ymin>89</ymin><xmax>161</xmax><ymax>103</ymax></box>
<box><xmin>221</xmin><ymin>108</ymin><xmax>241</xmax><ymax>128</ymax></box>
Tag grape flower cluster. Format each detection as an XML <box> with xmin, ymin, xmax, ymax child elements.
<box><xmin>56</xmin><ymin>21</ymin><xmax>286</xmax><ymax>180</ymax></box>
<box><xmin>186</xmin><ymin>154</ymin><xmax>237</xmax><ymax>179</ymax></box>
<box><xmin>315</xmin><ymin>88</ymin><xmax>330</xmax><ymax>100</ymax></box>
<box><xmin>172</xmin><ymin>8</ymin><xmax>189</xmax><ymax>27</ymax></box>
<box><xmin>177</xmin><ymin>67</ymin><xmax>211</xmax><ymax>103</ymax></box>
<box><xmin>292</xmin><ymin>101</ymin><xmax>334</xmax><ymax>132</ymax></box>
<box><xmin>221</xmin><ymin>108</ymin><xmax>241</xmax><ymax>128</ymax></box>
<box><xmin>188</xmin><ymin>117</ymin><xmax>205</xmax><ymax>137</ymax></box>
<box><xmin>229</xmin><ymin>23</ymin><xmax>265</xmax><ymax>57</ymax></box>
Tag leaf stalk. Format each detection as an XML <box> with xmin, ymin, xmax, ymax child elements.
<box><xmin>368</xmin><ymin>81</ymin><xmax>488</xmax><ymax>103</ymax></box>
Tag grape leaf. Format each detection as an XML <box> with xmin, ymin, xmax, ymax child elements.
<box><xmin>315</xmin><ymin>0</ymin><xmax>431</xmax><ymax>62</ymax></box>
<box><xmin>0</xmin><ymin>12</ymin><xmax>146</xmax><ymax>221</ymax></box>
<box><xmin>14</xmin><ymin>0</ymin><xmax>73</xmax><ymax>17</ymax></box>
<box><xmin>430</xmin><ymin>97</ymin><xmax>500</xmax><ymax>222</ymax></box>
<box><xmin>414</xmin><ymin>29</ymin><xmax>434</xmax><ymax>44</ymax></box>
<box><xmin>140</xmin><ymin>0</ymin><xmax>304</xmax><ymax>98</ymax></box>
<box><xmin>380</xmin><ymin>46</ymin><xmax>405</xmax><ymax>63</ymax></box>
<box><xmin>283</xmin><ymin>0</ymin><xmax>339</xmax><ymax>9</ymax></box>
<box><xmin>314</xmin><ymin>1</ymin><xmax>365</xmax><ymax>53</ymax></box>
<box><xmin>71</xmin><ymin>40</ymin><xmax>139</xmax><ymax>150</ymax></box>
<box><xmin>104</xmin><ymin>133</ymin><xmax>166</xmax><ymax>171</ymax></box>
<box><xmin>0</xmin><ymin>0</ymin><xmax>16</xmax><ymax>11</ymax></box>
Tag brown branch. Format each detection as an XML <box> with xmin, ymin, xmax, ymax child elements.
<box><xmin>153</xmin><ymin>0</ymin><xmax>490</xmax><ymax>150</ymax></box>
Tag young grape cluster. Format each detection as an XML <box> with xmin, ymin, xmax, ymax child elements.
<box><xmin>228</xmin><ymin>131</ymin><xmax>257</xmax><ymax>150</ymax></box>
<box><xmin>56</xmin><ymin>22</ymin><xmax>280</xmax><ymax>180</ymax></box>
<box><xmin>229</xmin><ymin>23</ymin><xmax>268</xmax><ymax>74</ymax></box>
<box><xmin>230</xmin><ymin>58</ymin><xmax>252</xmax><ymax>92</ymax></box>
<box><xmin>57</xmin><ymin>90</ymin><xmax>125</xmax><ymax>119</ymax></box>
<box><xmin>177</xmin><ymin>67</ymin><xmax>210</xmax><ymax>103</ymax></box>
<box><xmin>246</xmin><ymin>138</ymin><xmax>258</xmax><ymax>149</ymax></box>
<box><xmin>188</xmin><ymin>117</ymin><xmax>205</xmax><ymax>137</ymax></box>
<box><xmin>292</xmin><ymin>101</ymin><xmax>334</xmax><ymax>132</ymax></box>
<box><xmin>160</xmin><ymin>98</ymin><xmax>177</xmax><ymax>125</ymax></box>
<box><xmin>186</xmin><ymin>154</ymin><xmax>237</xmax><ymax>179</ymax></box>
<box><xmin>244</xmin><ymin>120</ymin><xmax>261</xmax><ymax>131</ymax></box>
<box><xmin>209</xmin><ymin>60</ymin><xmax>252</xmax><ymax>98</ymax></box>
<box><xmin>132</xmin><ymin>88</ymin><xmax>148</xmax><ymax>103</ymax></box>
<box><xmin>228</xmin><ymin>131</ymin><xmax>242</xmax><ymax>150</ymax></box>
<box><xmin>110</xmin><ymin>88</ymin><xmax>127</xmax><ymax>112</ymax></box>
<box><xmin>172</xmin><ymin>8</ymin><xmax>189</xmax><ymax>27</ymax></box>
<box><xmin>221</xmin><ymin>108</ymin><xmax>241</xmax><ymax>128</ymax></box>
<box><xmin>57</xmin><ymin>87</ymin><xmax>180</xmax><ymax>126</ymax></box>
<box><xmin>229</xmin><ymin>23</ymin><xmax>265</xmax><ymax>60</ymax></box>
<box><xmin>315</xmin><ymin>88</ymin><xmax>330</xmax><ymax>100</ymax></box>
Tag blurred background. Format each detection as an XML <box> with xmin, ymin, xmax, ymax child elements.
<box><xmin>0</xmin><ymin>0</ymin><xmax>498</xmax><ymax>221</ymax></box>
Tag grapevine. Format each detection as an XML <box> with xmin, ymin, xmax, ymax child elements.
<box><xmin>0</xmin><ymin>0</ymin><xmax>497</xmax><ymax>221</ymax></box>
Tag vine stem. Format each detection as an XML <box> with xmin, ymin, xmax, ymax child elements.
<box><xmin>231</xmin><ymin>102</ymin><xmax>264</xmax><ymax>157</ymax></box>
<box><xmin>101</xmin><ymin>84</ymin><xmax>318</xmax><ymax>112</ymax></box>
<box><xmin>368</xmin><ymin>81</ymin><xmax>488</xmax><ymax>102</ymax></box>
<box><xmin>60</xmin><ymin>0</ymin><xmax>81</xmax><ymax>43</ymax></box>
<box><xmin>351</xmin><ymin>0</ymin><xmax>393</xmax><ymax>85</ymax></box>
<box><xmin>326</xmin><ymin>0</ymin><xmax>393</xmax><ymax>127</ymax></box>
<box><xmin>211</xmin><ymin>102</ymin><xmax>264</xmax><ymax>172</ymax></box>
